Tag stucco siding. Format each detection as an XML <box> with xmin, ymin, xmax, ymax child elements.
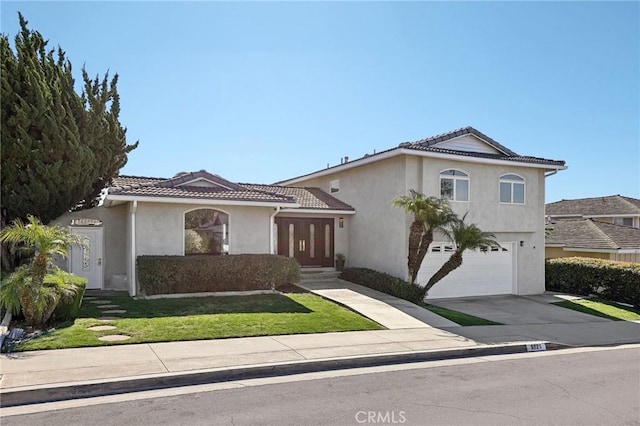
<box><xmin>290</xmin><ymin>154</ymin><xmax>548</xmax><ymax>294</ymax></box>
<box><xmin>52</xmin><ymin>204</ymin><xmax>128</xmax><ymax>290</ymax></box>
<box><xmin>294</xmin><ymin>156</ymin><xmax>409</xmax><ymax>278</ymax></box>
<box><xmin>134</xmin><ymin>202</ymin><xmax>273</xmax><ymax>256</ymax></box>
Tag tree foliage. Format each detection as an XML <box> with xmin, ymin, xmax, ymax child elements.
<box><xmin>392</xmin><ymin>190</ymin><xmax>457</xmax><ymax>284</ymax></box>
<box><xmin>0</xmin><ymin>13</ymin><xmax>138</xmax><ymax>230</ymax></box>
<box><xmin>0</xmin><ymin>215</ymin><xmax>85</xmax><ymax>326</ymax></box>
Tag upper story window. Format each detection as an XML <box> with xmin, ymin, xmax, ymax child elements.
<box><xmin>184</xmin><ymin>208</ymin><xmax>229</xmax><ymax>255</ymax></box>
<box><xmin>499</xmin><ymin>174</ymin><xmax>525</xmax><ymax>204</ymax></box>
<box><xmin>330</xmin><ymin>179</ymin><xmax>340</xmax><ymax>193</ymax></box>
<box><xmin>440</xmin><ymin>169</ymin><xmax>469</xmax><ymax>202</ymax></box>
<box><xmin>613</xmin><ymin>217</ymin><xmax>634</xmax><ymax>227</ymax></box>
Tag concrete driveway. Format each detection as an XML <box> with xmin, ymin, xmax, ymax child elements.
<box><xmin>429</xmin><ymin>294</ymin><xmax>640</xmax><ymax>346</ymax></box>
<box><xmin>427</xmin><ymin>294</ymin><xmax>610</xmax><ymax>325</ymax></box>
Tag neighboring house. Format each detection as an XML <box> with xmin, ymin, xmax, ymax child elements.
<box><xmin>53</xmin><ymin>170</ymin><xmax>355</xmax><ymax>296</ymax></box>
<box><xmin>277</xmin><ymin>126</ymin><xmax>566</xmax><ymax>298</ymax></box>
<box><xmin>545</xmin><ymin>195</ymin><xmax>640</xmax><ymax>263</ymax></box>
<box><xmin>545</xmin><ymin>219</ymin><xmax>640</xmax><ymax>263</ymax></box>
<box><xmin>546</xmin><ymin>195</ymin><xmax>640</xmax><ymax>228</ymax></box>
<box><xmin>55</xmin><ymin>126</ymin><xmax>566</xmax><ymax>299</ymax></box>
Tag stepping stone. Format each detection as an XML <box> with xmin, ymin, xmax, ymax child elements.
<box><xmin>98</xmin><ymin>334</ymin><xmax>131</xmax><ymax>342</ymax></box>
<box><xmin>89</xmin><ymin>300</ymin><xmax>111</xmax><ymax>305</ymax></box>
<box><xmin>87</xmin><ymin>325</ymin><xmax>116</xmax><ymax>331</ymax></box>
<box><xmin>97</xmin><ymin>317</ymin><xmax>121</xmax><ymax>321</ymax></box>
<box><xmin>97</xmin><ymin>304</ymin><xmax>120</xmax><ymax>309</ymax></box>
<box><xmin>83</xmin><ymin>296</ymin><xmax>97</xmax><ymax>300</ymax></box>
<box><xmin>101</xmin><ymin>309</ymin><xmax>126</xmax><ymax>314</ymax></box>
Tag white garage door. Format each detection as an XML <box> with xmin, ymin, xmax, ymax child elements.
<box><xmin>417</xmin><ymin>242</ymin><xmax>515</xmax><ymax>299</ymax></box>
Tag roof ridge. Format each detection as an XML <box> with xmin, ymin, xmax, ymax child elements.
<box><xmin>617</xmin><ymin>195</ymin><xmax>640</xmax><ymax>212</ymax></box>
<box><xmin>587</xmin><ymin>219</ymin><xmax>620</xmax><ymax>249</ymax></box>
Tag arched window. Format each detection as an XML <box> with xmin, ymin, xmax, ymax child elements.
<box><xmin>184</xmin><ymin>209</ymin><xmax>229</xmax><ymax>255</ymax></box>
<box><xmin>499</xmin><ymin>174</ymin><xmax>525</xmax><ymax>204</ymax></box>
<box><xmin>440</xmin><ymin>169</ymin><xmax>469</xmax><ymax>202</ymax></box>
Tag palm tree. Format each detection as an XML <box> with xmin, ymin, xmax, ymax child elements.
<box><xmin>0</xmin><ymin>215</ymin><xmax>85</xmax><ymax>326</ymax></box>
<box><xmin>392</xmin><ymin>190</ymin><xmax>458</xmax><ymax>284</ymax></box>
<box><xmin>421</xmin><ymin>214</ymin><xmax>500</xmax><ymax>298</ymax></box>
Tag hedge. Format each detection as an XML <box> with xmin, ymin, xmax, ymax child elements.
<box><xmin>339</xmin><ymin>267</ymin><xmax>424</xmax><ymax>303</ymax></box>
<box><xmin>545</xmin><ymin>257</ymin><xmax>640</xmax><ymax>307</ymax></box>
<box><xmin>137</xmin><ymin>254</ymin><xmax>301</xmax><ymax>296</ymax></box>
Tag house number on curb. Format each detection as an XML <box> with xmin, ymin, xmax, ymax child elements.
<box><xmin>526</xmin><ymin>343</ymin><xmax>547</xmax><ymax>352</ymax></box>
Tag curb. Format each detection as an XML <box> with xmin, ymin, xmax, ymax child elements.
<box><xmin>0</xmin><ymin>341</ymin><xmax>570</xmax><ymax>407</ymax></box>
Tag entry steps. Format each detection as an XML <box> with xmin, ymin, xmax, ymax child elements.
<box><xmin>298</xmin><ymin>268</ymin><xmax>341</xmax><ymax>282</ymax></box>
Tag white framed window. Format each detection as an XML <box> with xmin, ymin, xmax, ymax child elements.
<box><xmin>330</xmin><ymin>179</ymin><xmax>340</xmax><ymax>193</ymax></box>
<box><xmin>440</xmin><ymin>169</ymin><xmax>469</xmax><ymax>202</ymax></box>
<box><xmin>499</xmin><ymin>174</ymin><xmax>525</xmax><ymax>204</ymax></box>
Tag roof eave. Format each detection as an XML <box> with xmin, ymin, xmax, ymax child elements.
<box><xmin>278</xmin><ymin>148</ymin><xmax>566</xmax><ymax>185</ymax></box>
<box><xmin>104</xmin><ymin>194</ymin><xmax>300</xmax><ymax>208</ymax></box>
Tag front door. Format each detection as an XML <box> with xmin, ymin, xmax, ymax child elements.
<box><xmin>275</xmin><ymin>218</ymin><xmax>334</xmax><ymax>267</ymax></box>
<box><xmin>69</xmin><ymin>227</ymin><xmax>104</xmax><ymax>289</ymax></box>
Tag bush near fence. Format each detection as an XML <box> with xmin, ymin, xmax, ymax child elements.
<box><xmin>137</xmin><ymin>254</ymin><xmax>300</xmax><ymax>296</ymax></box>
<box><xmin>545</xmin><ymin>257</ymin><xmax>640</xmax><ymax>307</ymax></box>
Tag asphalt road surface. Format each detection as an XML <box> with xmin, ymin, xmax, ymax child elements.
<box><xmin>3</xmin><ymin>347</ymin><xmax>639</xmax><ymax>426</ymax></box>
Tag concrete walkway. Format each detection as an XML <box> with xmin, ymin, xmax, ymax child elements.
<box><xmin>299</xmin><ymin>279</ymin><xmax>459</xmax><ymax>328</ymax></box>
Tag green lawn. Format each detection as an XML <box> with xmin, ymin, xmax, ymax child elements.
<box><xmin>421</xmin><ymin>304</ymin><xmax>501</xmax><ymax>326</ymax></box>
<box><xmin>12</xmin><ymin>293</ymin><xmax>382</xmax><ymax>351</ymax></box>
<box><xmin>553</xmin><ymin>298</ymin><xmax>640</xmax><ymax>321</ymax></box>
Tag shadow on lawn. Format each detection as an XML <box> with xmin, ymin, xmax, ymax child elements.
<box><xmin>78</xmin><ymin>293</ymin><xmax>313</xmax><ymax>319</ymax></box>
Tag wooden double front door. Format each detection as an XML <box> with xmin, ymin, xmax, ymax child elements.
<box><xmin>275</xmin><ymin>218</ymin><xmax>334</xmax><ymax>267</ymax></box>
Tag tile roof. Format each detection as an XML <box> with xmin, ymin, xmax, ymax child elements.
<box><xmin>546</xmin><ymin>219</ymin><xmax>640</xmax><ymax>250</ymax></box>
<box><xmin>108</xmin><ymin>172</ymin><xmax>353</xmax><ymax>210</ymax></box>
<box><xmin>402</xmin><ymin>126</ymin><xmax>565</xmax><ymax>166</ymax></box>
<box><xmin>409</xmin><ymin>126</ymin><xmax>519</xmax><ymax>156</ymax></box>
<box><xmin>241</xmin><ymin>184</ymin><xmax>355</xmax><ymax>211</ymax></box>
<box><xmin>546</xmin><ymin>195</ymin><xmax>640</xmax><ymax>216</ymax></box>
<box><xmin>276</xmin><ymin>126</ymin><xmax>565</xmax><ymax>184</ymax></box>
<box><xmin>109</xmin><ymin>172</ymin><xmax>296</xmax><ymax>205</ymax></box>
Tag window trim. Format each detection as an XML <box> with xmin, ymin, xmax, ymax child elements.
<box><xmin>439</xmin><ymin>169</ymin><xmax>470</xmax><ymax>202</ymax></box>
<box><xmin>499</xmin><ymin>173</ymin><xmax>526</xmax><ymax>205</ymax></box>
<box><xmin>182</xmin><ymin>207</ymin><xmax>231</xmax><ymax>256</ymax></box>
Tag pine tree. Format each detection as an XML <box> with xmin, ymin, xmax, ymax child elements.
<box><xmin>1</xmin><ymin>13</ymin><xmax>138</xmax><ymax>269</ymax></box>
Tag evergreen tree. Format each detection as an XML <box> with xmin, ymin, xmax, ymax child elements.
<box><xmin>1</xmin><ymin>13</ymin><xmax>138</xmax><ymax>268</ymax></box>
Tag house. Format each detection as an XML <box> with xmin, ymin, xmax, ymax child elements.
<box><xmin>53</xmin><ymin>170</ymin><xmax>355</xmax><ymax>296</ymax></box>
<box><xmin>55</xmin><ymin>126</ymin><xmax>566</xmax><ymax>299</ymax></box>
<box><xmin>545</xmin><ymin>195</ymin><xmax>640</xmax><ymax>263</ymax></box>
<box><xmin>546</xmin><ymin>195</ymin><xmax>640</xmax><ymax>228</ymax></box>
<box><xmin>276</xmin><ymin>126</ymin><xmax>566</xmax><ymax>298</ymax></box>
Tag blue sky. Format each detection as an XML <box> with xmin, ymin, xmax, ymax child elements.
<box><xmin>2</xmin><ymin>1</ymin><xmax>638</xmax><ymax>203</ymax></box>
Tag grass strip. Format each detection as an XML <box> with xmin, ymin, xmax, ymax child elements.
<box><xmin>421</xmin><ymin>304</ymin><xmax>502</xmax><ymax>326</ymax></box>
<box><xmin>553</xmin><ymin>298</ymin><xmax>640</xmax><ymax>321</ymax></box>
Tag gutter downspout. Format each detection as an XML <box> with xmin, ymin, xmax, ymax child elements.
<box><xmin>130</xmin><ymin>200</ymin><xmax>138</xmax><ymax>297</ymax></box>
<box><xmin>544</xmin><ymin>169</ymin><xmax>560</xmax><ymax>178</ymax></box>
<box><xmin>269</xmin><ymin>206</ymin><xmax>281</xmax><ymax>254</ymax></box>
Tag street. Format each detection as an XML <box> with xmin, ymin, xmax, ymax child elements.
<box><xmin>2</xmin><ymin>347</ymin><xmax>638</xmax><ymax>426</ymax></box>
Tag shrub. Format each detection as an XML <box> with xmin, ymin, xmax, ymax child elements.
<box><xmin>51</xmin><ymin>272</ymin><xmax>87</xmax><ymax>321</ymax></box>
<box><xmin>339</xmin><ymin>267</ymin><xmax>424</xmax><ymax>303</ymax></box>
<box><xmin>546</xmin><ymin>257</ymin><xmax>640</xmax><ymax>307</ymax></box>
<box><xmin>137</xmin><ymin>254</ymin><xmax>301</xmax><ymax>296</ymax></box>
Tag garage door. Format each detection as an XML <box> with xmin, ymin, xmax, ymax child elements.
<box><xmin>417</xmin><ymin>242</ymin><xmax>515</xmax><ymax>299</ymax></box>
